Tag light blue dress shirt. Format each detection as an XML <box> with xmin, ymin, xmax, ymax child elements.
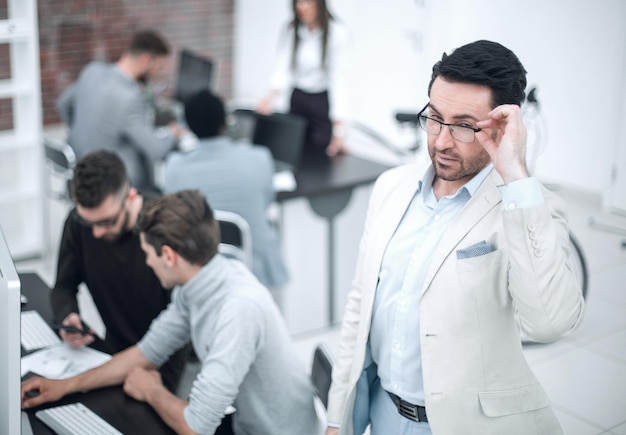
<box><xmin>369</xmin><ymin>164</ymin><xmax>544</xmax><ymax>406</ymax></box>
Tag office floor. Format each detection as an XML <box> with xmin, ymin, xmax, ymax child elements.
<box><xmin>17</xmin><ymin>185</ymin><xmax>626</xmax><ymax>435</ymax></box>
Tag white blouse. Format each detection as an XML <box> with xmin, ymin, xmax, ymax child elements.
<box><xmin>270</xmin><ymin>20</ymin><xmax>351</xmax><ymax>121</ymax></box>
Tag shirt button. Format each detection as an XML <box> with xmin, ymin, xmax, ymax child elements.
<box><xmin>434</xmin><ymin>215</ymin><xmax>441</xmax><ymax>221</ymax></box>
<box><xmin>507</xmin><ymin>203</ymin><xmax>517</xmax><ymax>210</ymax></box>
<box><xmin>393</xmin><ymin>383</ymin><xmax>399</xmax><ymax>391</ymax></box>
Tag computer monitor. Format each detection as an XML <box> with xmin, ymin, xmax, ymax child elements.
<box><xmin>0</xmin><ymin>227</ymin><xmax>21</xmax><ymax>434</ymax></box>
<box><xmin>252</xmin><ymin>113</ymin><xmax>307</xmax><ymax>170</ymax></box>
<box><xmin>175</xmin><ymin>49</ymin><xmax>214</xmax><ymax>104</ymax></box>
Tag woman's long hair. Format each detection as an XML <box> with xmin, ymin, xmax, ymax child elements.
<box><xmin>290</xmin><ymin>0</ymin><xmax>333</xmax><ymax>70</ymax></box>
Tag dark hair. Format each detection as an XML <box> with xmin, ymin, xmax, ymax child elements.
<box><xmin>72</xmin><ymin>150</ymin><xmax>129</xmax><ymax>208</ymax></box>
<box><xmin>290</xmin><ymin>0</ymin><xmax>333</xmax><ymax>69</ymax></box>
<box><xmin>127</xmin><ymin>29</ymin><xmax>170</xmax><ymax>57</ymax></box>
<box><xmin>428</xmin><ymin>40</ymin><xmax>527</xmax><ymax>107</ymax></box>
<box><xmin>136</xmin><ymin>190</ymin><xmax>219</xmax><ymax>266</ymax></box>
<box><xmin>184</xmin><ymin>90</ymin><xmax>226</xmax><ymax>139</ymax></box>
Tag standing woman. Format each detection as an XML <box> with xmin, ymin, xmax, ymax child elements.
<box><xmin>258</xmin><ymin>0</ymin><xmax>351</xmax><ymax>158</ymax></box>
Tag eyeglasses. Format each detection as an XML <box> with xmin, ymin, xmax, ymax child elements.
<box><xmin>74</xmin><ymin>196</ymin><xmax>127</xmax><ymax>228</ymax></box>
<box><xmin>417</xmin><ymin>103</ymin><xmax>482</xmax><ymax>143</ymax></box>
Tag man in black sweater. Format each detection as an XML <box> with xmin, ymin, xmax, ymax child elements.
<box><xmin>50</xmin><ymin>150</ymin><xmax>185</xmax><ymax>391</ymax></box>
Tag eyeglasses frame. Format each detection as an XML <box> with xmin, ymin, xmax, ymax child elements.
<box><xmin>416</xmin><ymin>103</ymin><xmax>482</xmax><ymax>144</ymax></box>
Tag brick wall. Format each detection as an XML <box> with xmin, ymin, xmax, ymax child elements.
<box><xmin>0</xmin><ymin>0</ymin><xmax>10</xmax><ymax>131</ymax></box>
<box><xmin>3</xmin><ymin>0</ymin><xmax>233</xmax><ymax>127</ymax></box>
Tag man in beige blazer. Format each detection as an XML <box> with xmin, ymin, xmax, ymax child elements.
<box><xmin>326</xmin><ymin>40</ymin><xmax>585</xmax><ymax>435</ymax></box>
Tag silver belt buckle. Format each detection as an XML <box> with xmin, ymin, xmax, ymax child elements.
<box><xmin>397</xmin><ymin>398</ymin><xmax>420</xmax><ymax>422</ymax></box>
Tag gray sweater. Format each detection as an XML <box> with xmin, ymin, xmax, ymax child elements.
<box><xmin>57</xmin><ymin>61</ymin><xmax>176</xmax><ymax>190</ymax></box>
<box><xmin>138</xmin><ymin>254</ymin><xmax>321</xmax><ymax>435</ymax></box>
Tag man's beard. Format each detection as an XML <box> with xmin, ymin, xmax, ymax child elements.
<box><xmin>102</xmin><ymin>210</ymin><xmax>130</xmax><ymax>242</ymax></box>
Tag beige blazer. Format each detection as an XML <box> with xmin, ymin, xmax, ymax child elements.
<box><xmin>327</xmin><ymin>164</ymin><xmax>585</xmax><ymax>435</ymax></box>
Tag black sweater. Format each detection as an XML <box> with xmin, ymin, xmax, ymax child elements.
<box><xmin>51</xmin><ymin>208</ymin><xmax>171</xmax><ymax>353</ymax></box>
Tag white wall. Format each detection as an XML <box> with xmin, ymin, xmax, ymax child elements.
<box><xmin>233</xmin><ymin>0</ymin><xmax>626</xmax><ymax>198</ymax></box>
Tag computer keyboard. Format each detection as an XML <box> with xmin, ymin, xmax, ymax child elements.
<box><xmin>36</xmin><ymin>402</ymin><xmax>122</xmax><ymax>435</ymax></box>
<box><xmin>21</xmin><ymin>310</ymin><xmax>61</xmax><ymax>351</ymax></box>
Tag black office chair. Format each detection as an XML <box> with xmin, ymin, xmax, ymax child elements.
<box><xmin>311</xmin><ymin>343</ymin><xmax>333</xmax><ymax>410</ymax></box>
<box><xmin>42</xmin><ymin>136</ymin><xmax>76</xmax><ymax>255</ymax></box>
<box><xmin>43</xmin><ymin>136</ymin><xmax>76</xmax><ymax>202</ymax></box>
<box><xmin>214</xmin><ymin>210</ymin><xmax>253</xmax><ymax>269</ymax></box>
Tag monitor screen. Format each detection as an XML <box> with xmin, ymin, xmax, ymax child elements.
<box><xmin>175</xmin><ymin>49</ymin><xmax>214</xmax><ymax>104</ymax></box>
<box><xmin>0</xmin><ymin>227</ymin><xmax>21</xmax><ymax>434</ymax></box>
<box><xmin>252</xmin><ymin>113</ymin><xmax>307</xmax><ymax>169</ymax></box>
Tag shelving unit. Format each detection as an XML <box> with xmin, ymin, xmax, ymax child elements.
<box><xmin>0</xmin><ymin>0</ymin><xmax>44</xmax><ymax>259</ymax></box>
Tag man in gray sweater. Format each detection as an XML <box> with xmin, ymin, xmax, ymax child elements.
<box><xmin>57</xmin><ymin>30</ymin><xmax>181</xmax><ymax>192</ymax></box>
<box><xmin>22</xmin><ymin>190</ymin><xmax>322</xmax><ymax>435</ymax></box>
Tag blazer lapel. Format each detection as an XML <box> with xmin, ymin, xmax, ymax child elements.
<box><xmin>365</xmin><ymin>168</ymin><xmax>421</xmax><ymax>299</ymax></box>
<box><xmin>421</xmin><ymin>170</ymin><xmax>504</xmax><ymax>296</ymax></box>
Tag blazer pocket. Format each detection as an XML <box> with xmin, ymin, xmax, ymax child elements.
<box><xmin>478</xmin><ymin>384</ymin><xmax>551</xmax><ymax>417</ymax></box>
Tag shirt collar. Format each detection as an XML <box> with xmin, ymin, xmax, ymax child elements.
<box><xmin>176</xmin><ymin>253</ymin><xmax>227</xmax><ymax>299</ymax></box>
<box><xmin>418</xmin><ymin>163</ymin><xmax>494</xmax><ymax>200</ymax></box>
<box><xmin>298</xmin><ymin>22</ymin><xmax>322</xmax><ymax>38</ymax></box>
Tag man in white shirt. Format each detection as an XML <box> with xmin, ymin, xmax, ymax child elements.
<box><xmin>325</xmin><ymin>40</ymin><xmax>585</xmax><ymax>435</ymax></box>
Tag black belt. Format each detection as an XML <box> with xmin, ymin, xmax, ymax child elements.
<box><xmin>387</xmin><ymin>392</ymin><xmax>428</xmax><ymax>423</ymax></box>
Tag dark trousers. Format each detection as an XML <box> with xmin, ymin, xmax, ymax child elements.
<box><xmin>290</xmin><ymin>88</ymin><xmax>332</xmax><ymax>161</ymax></box>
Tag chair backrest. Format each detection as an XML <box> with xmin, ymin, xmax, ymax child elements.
<box><xmin>214</xmin><ymin>210</ymin><xmax>253</xmax><ymax>268</ymax></box>
<box><xmin>311</xmin><ymin>343</ymin><xmax>333</xmax><ymax>410</ymax></box>
<box><xmin>43</xmin><ymin>136</ymin><xmax>76</xmax><ymax>201</ymax></box>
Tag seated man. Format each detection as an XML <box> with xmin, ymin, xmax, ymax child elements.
<box><xmin>56</xmin><ymin>29</ymin><xmax>181</xmax><ymax>192</ymax></box>
<box><xmin>164</xmin><ymin>90</ymin><xmax>288</xmax><ymax>293</ymax></box>
<box><xmin>23</xmin><ymin>190</ymin><xmax>322</xmax><ymax>435</ymax></box>
<box><xmin>50</xmin><ymin>150</ymin><xmax>185</xmax><ymax>391</ymax></box>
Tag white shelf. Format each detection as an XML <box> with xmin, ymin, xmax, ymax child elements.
<box><xmin>0</xmin><ymin>79</ymin><xmax>34</xmax><ymax>98</ymax></box>
<box><xmin>0</xmin><ymin>185</ymin><xmax>39</xmax><ymax>203</ymax></box>
<box><xmin>0</xmin><ymin>0</ymin><xmax>44</xmax><ymax>260</ymax></box>
<box><xmin>0</xmin><ymin>131</ymin><xmax>38</xmax><ymax>151</ymax></box>
<box><xmin>0</xmin><ymin>19</ymin><xmax>32</xmax><ymax>42</ymax></box>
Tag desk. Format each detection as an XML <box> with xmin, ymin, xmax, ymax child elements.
<box><xmin>275</xmin><ymin>154</ymin><xmax>393</xmax><ymax>334</ymax></box>
<box><xmin>19</xmin><ymin>272</ymin><xmax>176</xmax><ymax>435</ymax></box>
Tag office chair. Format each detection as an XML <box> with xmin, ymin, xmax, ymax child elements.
<box><xmin>43</xmin><ymin>136</ymin><xmax>76</xmax><ymax>202</ymax></box>
<box><xmin>214</xmin><ymin>210</ymin><xmax>253</xmax><ymax>268</ymax></box>
<box><xmin>311</xmin><ymin>343</ymin><xmax>334</xmax><ymax>410</ymax></box>
<box><xmin>42</xmin><ymin>136</ymin><xmax>76</xmax><ymax>255</ymax></box>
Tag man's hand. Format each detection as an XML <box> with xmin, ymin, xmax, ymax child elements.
<box><xmin>59</xmin><ymin>313</ymin><xmax>95</xmax><ymax>348</ymax></box>
<box><xmin>123</xmin><ymin>366</ymin><xmax>164</xmax><ymax>403</ymax></box>
<box><xmin>21</xmin><ymin>376</ymin><xmax>67</xmax><ymax>409</ymax></box>
<box><xmin>326</xmin><ymin>428</ymin><xmax>340</xmax><ymax>435</ymax></box>
<box><xmin>476</xmin><ymin>104</ymin><xmax>529</xmax><ymax>184</ymax></box>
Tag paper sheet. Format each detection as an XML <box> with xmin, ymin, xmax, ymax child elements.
<box><xmin>273</xmin><ymin>170</ymin><xmax>297</xmax><ymax>192</ymax></box>
<box><xmin>21</xmin><ymin>343</ymin><xmax>111</xmax><ymax>379</ymax></box>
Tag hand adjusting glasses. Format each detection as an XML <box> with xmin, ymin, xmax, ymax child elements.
<box><xmin>417</xmin><ymin>103</ymin><xmax>482</xmax><ymax>143</ymax></box>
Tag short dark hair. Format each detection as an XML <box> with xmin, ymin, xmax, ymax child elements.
<box><xmin>184</xmin><ymin>90</ymin><xmax>226</xmax><ymax>139</ymax></box>
<box><xmin>72</xmin><ymin>150</ymin><xmax>129</xmax><ymax>208</ymax></box>
<box><xmin>428</xmin><ymin>40</ymin><xmax>527</xmax><ymax>107</ymax></box>
<box><xmin>127</xmin><ymin>30</ymin><xmax>170</xmax><ymax>57</ymax></box>
<box><xmin>136</xmin><ymin>190</ymin><xmax>219</xmax><ymax>266</ymax></box>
